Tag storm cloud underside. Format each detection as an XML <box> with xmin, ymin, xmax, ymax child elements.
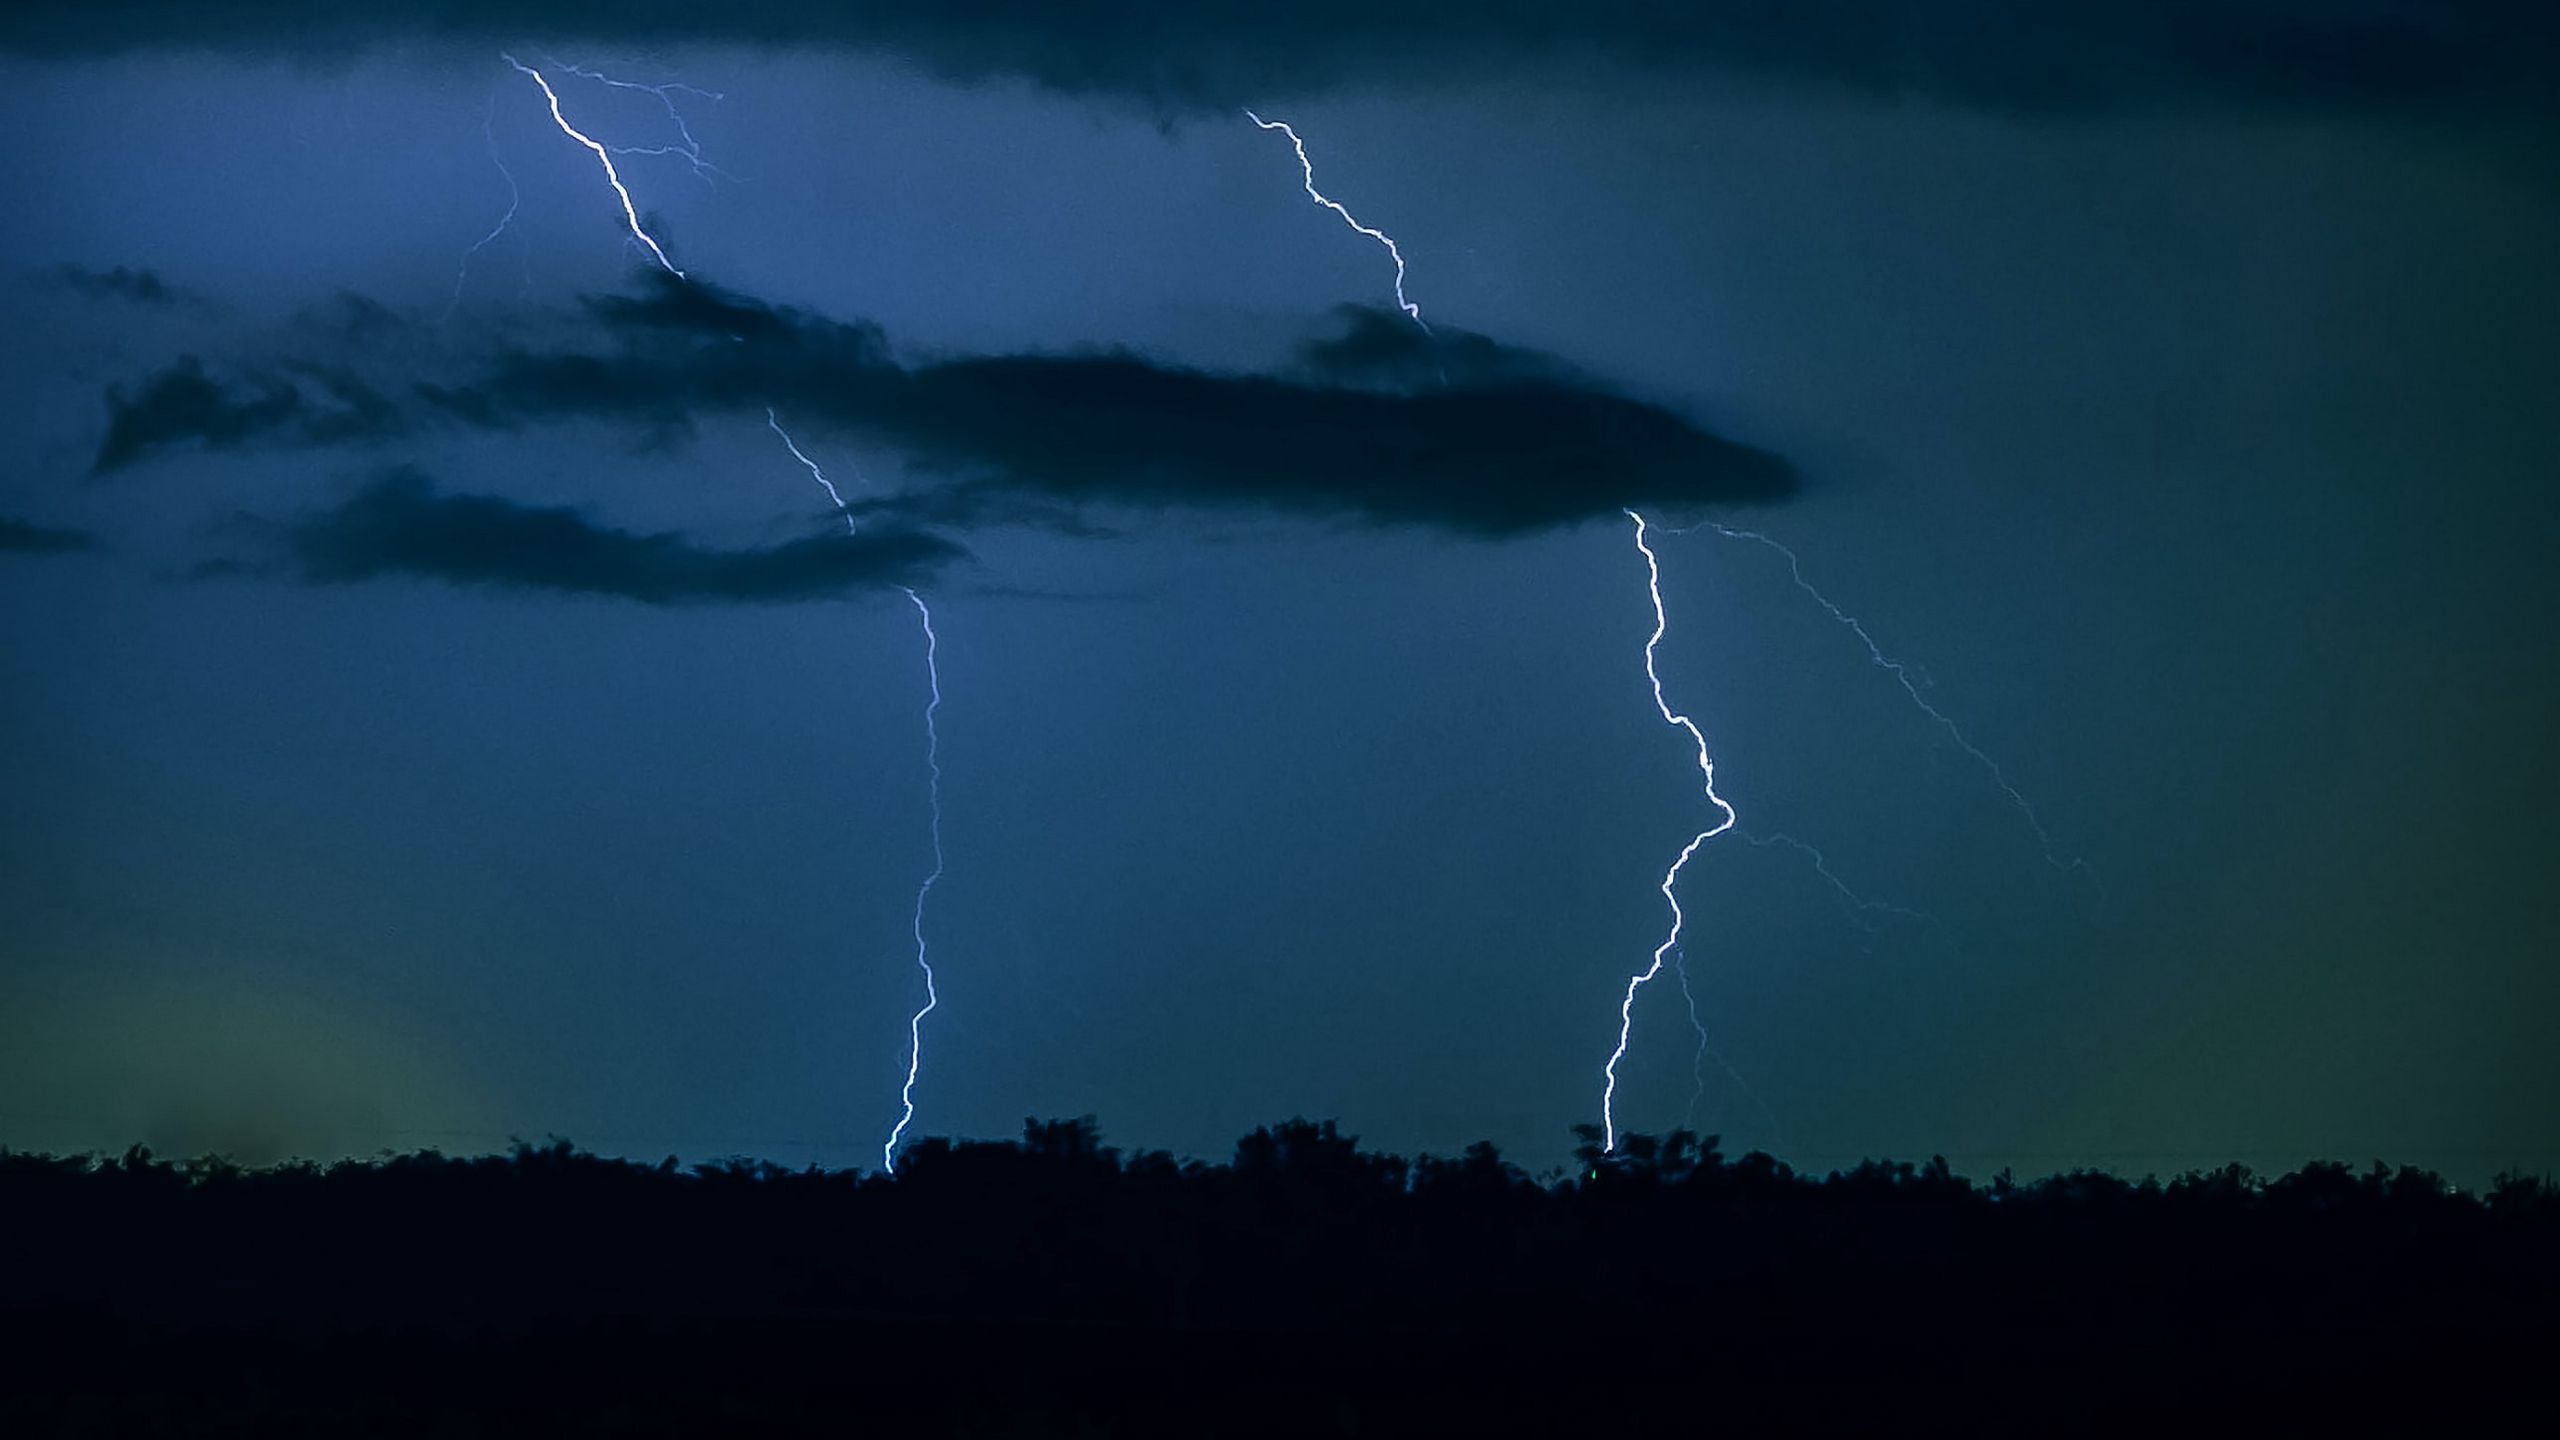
<box><xmin>215</xmin><ymin>466</ymin><xmax>964</xmax><ymax>604</ymax></box>
<box><xmin>98</xmin><ymin>279</ymin><xmax>1798</xmax><ymax>537</ymax></box>
<box><xmin>2</xmin><ymin>1</ymin><xmax>2552</xmax><ymax>119</ymax></box>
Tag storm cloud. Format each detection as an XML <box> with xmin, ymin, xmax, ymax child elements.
<box><xmin>106</xmin><ymin>275</ymin><xmax>1797</xmax><ymax>537</ymax></box>
<box><xmin>438</xmin><ymin>278</ymin><xmax>1797</xmax><ymax>536</ymax></box>
<box><xmin>221</xmin><ymin>466</ymin><xmax>964</xmax><ymax>604</ymax></box>
<box><xmin>95</xmin><ymin>357</ymin><xmax>402</xmax><ymax>474</ymax></box>
<box><xmin>0</xmin><ymin>1</ymin><xmax>2550</xmax><ymax>119</ymax></box>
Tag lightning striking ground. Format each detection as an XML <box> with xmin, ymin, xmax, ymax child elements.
<box><xmin>885</xmin><ymin>586</ymin><xmax>947</xmax><ymax>1173</ymax></box>
<box><xmin>1602</xmin><ymin>509</ymin><xmax>1739</xmax><ymax>1152</ymax></box>
<box><xmin>494</xmin><ymin>60</ymin><xmax>948</xmax><ymax>1172</ymax></box>
<box><xmin>760</xmin><ymin>412</ymin><xmax>948</xmax><ymax>1175</ymax></box>
<box><xmin>1245</xmin><ymin>111</ymin><xmax>1428</xmax><ymax>332</ymax></box>
<box><xmin>1706</xmin><ymin>523</ymin><xmax>2082</xmax><ymax>873</ymax></box>
<box><xmin>501</xmin><ymin>53</ymin><xmax>684</xmax><ymax>276</ymax></box>
<box><xmin>1235</xmin><ymin>110</ymin><xmax>1764</xmax><ymax>1149</ymax></box>
<box><xmin>499</xmin><ymin>81</ymin><xmax>2044</xmax><ymax>1165</ymax></box>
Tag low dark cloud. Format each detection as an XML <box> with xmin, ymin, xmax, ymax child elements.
<box><xmin>95</xmin><ymin>357</ymin><xmax>403</xmax><ymax>473</ymax></box>
<box><xmin>0</xmin><ymin>2</ymin><xmax>2551</xmax><ymax>119</ymax></box>
<box><xmin>106</xmin><ymin>275</ymin><xmax>1795</xmax><ymax>537</ymax></box>
<box><xmin>50</xmin><ymin>264</ymin><xmax>185</xmax><ymax>307</ymax></box>
<box><xmin>827</xmin><ymin>349</ymin><xmax>1789</xmax><ymax>536</ymax></box>
<box><xmin>218</xmin><ymin>466</ymin><xmax>964</xmax><ymax>604</ymax></box>
<box><xmin>450</xmin><ymin>277</ymin><xmax>1797</xmax><ymax>536</ymax></box>
<box><xmin>0</xmin><ymin>515</ymin><xmax>101</xmax><ymax>554</ymax></box>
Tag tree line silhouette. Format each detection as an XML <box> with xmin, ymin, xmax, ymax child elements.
<box><xmin>6</xmin><ymin>1119</ymin><xmax>2554</xmax><ymax>1434</ymax></box>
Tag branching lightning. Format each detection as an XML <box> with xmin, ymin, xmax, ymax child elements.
<box><xmin>1669</xmin><ymin>950</ymin><xmax>1780</xmax><ymax>1136</ymax></box>
<box><xmin>554</xmin><ymin>60</ymin><xmax>732</xmax><ymax>186</ymax></box>
<box><xmin>1747</xmin><ymin>831</ymin><xmax>1954</xmax><ymax>948</ymax></box>
<box><xmin>1706</xmin><ymin>523</ymin><xmax>2083</xmax><ymax>874</ymax></box>
<box><xmin>480</xmin><ymin>73</ymin><xmax>2068</xmax><ymax>1170</ymax></box>
<box><xmin>1245</xmin><ymin>111</ymin><xmax>1428</xmax><ymax>332</ymax></box>
<box><xmin>448</xmin><ymin>90</ymin><xmax>526</xmax><ymax>317</ymax></box>
<box><xmin>500</xmin><ymin>57</ymin><xmax>951</xmax><ymax>1173</ymax></box>
<box><xmin>1602</xmin><ymin>509</ymin><xmax>1738</xmax><ymax>1151</ymax></box>
<box><xmin>501</xmin><ymin>53</ymin><xmax>684</xmax><ymax>276</ymax></box>
<box><xmin>1236</xmin><ymin>110</ymin><xmax>1764</xmax><ymax>1150</ymax></box>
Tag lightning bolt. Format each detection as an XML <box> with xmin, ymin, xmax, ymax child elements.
<box><xmin>500</xmin><ymin>59</ymin><xmax>949</xmax><ymax>1172</ymax></box>
<box><xmin>1245</xmin><ymin>111</ymin><xmax>1428</xmax><ymax>332</ymax></box>
<box><xmin>501</xmin><ymin>53</ymin><xmax>683</xmax><ymax>276</ymax></box>
<box><xmin>885</xmin><ymin>586</ymin><xmax>946</xmax><ymax>1173</ymax></box>
<box><xmin>447</xmin><ymin>89</ymin><xmax>526</xmax><ymax>317</ymax></box>
<box><xmin>553</xmin><ymin>60</ymin><xmax>731</xmax><ymax>186</ymax></box>
<box><xmin>761</xmin><ymin>411</ymin><xmax>948</xmax><ymax>1175</ymax></box>
<box><xmin>1705</xmin><ymin>523</ymin><xmax>2083</xmax><ymax>874</ymax></box>
<box><xmin>768</xmin><ymin>406</ymin><xmax>855</xmax><ymax>530</ymax></box>
<box><xmin>1602</xmin><ymin>509</ymin><xmax>1738</xmax><ymax>1151</ymax></box>
<box><xmin>1236</xmin><ymin>111</ymin><xmax>1764</xmax><ymax>1151</ymax></box>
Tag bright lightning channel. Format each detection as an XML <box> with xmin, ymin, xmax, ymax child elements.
<box><xmin>1236</xmin><ymin>110</ymin><xmax>1759</xmax><ymax>1152</ymax></box>
<box><xmin>761</xmin><ymin>411</ymin><xmax>947</xmax><ymax>1175</ymax></box>
<box><xmin>501</xmin><ymin>53</ymin><xmax>684</xmax><ymax>276</ymax></box>
<box><xmin>768</xmin><ymin>406</ymin><xmax>855</xmax><ymax>530</ymax></box>
<box><xmin>886</xmin><ymin>587</ymin><xmax>946</xmax><ymax>1174</ymax></box>
<box><xmin>1602</xmin><ymin>509</ymin><xmax>1738</xmax><ymax>1152</ymax></box>
<box><xmin>1245</xmin><ymin>111</ymin><xmax>1428</xmax><ymax>332</ymax></box>
<box><xmin>503</xmin><ymin>60</ymin><xmax>943</xmax><ymax>1172</ymax></box>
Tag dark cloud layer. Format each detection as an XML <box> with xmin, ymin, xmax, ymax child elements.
<box><xmin>459</xmin><ymin>279</ymin><xmax>1796</xmax><ymax>536</ymax></box>
<box><xmin>95</xmin><ymin>357</ymin><xmax>401</xmax><ymax>473</ymax></box>
<box><xmin>0</xmin><ymin>515</ymin><xmax>101</xmax><ymax>554</ymax></box>
<box><xmin>105</xmin><ymin>276</ymin><xmax>1796</xmax><ymax>537</ymax></box>
<box><xmin>1</xmin><ymin>2</ymin><xmax>2551</xmax><ymax>118</ymax></box>
<box><xmin>223</xmin><ymin>467</ymin><xmax>963</xmax><ymax>604</ymax></box>
<box><xmin>826</xmin><ymin>349</ymin><xmax>1783</xmax><ymax>536</ymax></box>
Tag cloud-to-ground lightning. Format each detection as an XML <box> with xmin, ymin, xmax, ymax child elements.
<box><xmin>1235</xmin><ymin>110</ymin><xmax>1766</xmax><ymax>1149</ymax></box>
<box><xmin>1245</xmin><ymin>111</ymin><xmax>1428</xmax><ymax>332</ymax></box>
<box><xmin>500</xmin><ymin>53</ymin><xmax>684</xmax><ymax>276</ymax></box>
<box><xmin>492</xmin><ymin>59</ymin><xmax>954</xmax><ymax>1172</ymax></box>
<box><xmin>885</xmin><ymin>587</ymin><xmax>946</xmax><ymax>1173</ymax></box>
<box><xmin>1705</xmin><ymin>523</ymin><xmax>2083</xmax><ymax>874</ymax></box>
<box><xmin>1602</xmin><ymin>509</ymin><xmax>1739</xmax><ymax>1151</ymax></box>
<box><xmin>761</xmin><ymin>411</ymin><xmax>948</xmax><ymax>1175</ymax></box>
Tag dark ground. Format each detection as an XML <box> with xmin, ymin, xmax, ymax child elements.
<box><xmin>6</xmin><ymin>1120</ymin><xmax>2553</xmax><ymax>1435</ymax></box>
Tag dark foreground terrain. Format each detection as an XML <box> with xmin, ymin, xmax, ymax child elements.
<box><xmin>6</xmin><ymin>1120</ymin><xmax>2554</xmax><ymax>1435</ymax></box>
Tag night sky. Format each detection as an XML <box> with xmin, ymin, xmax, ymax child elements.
<box><xmin>3</xmin><ymin>2</ymin><xmax>2553</xmax><ymax>1182</ymax></box>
